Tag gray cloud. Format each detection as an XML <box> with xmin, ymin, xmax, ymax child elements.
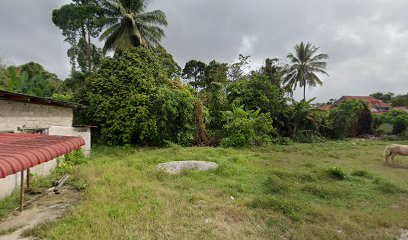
<box><xmin>0</xmin><ymin>0</ymin><xmax>71</xmax><ymax>78</ymax></box>
<box><xmin>1</xmin><ymin>0</ymin><xmax>407</xmax><ymax>102</ymax></box>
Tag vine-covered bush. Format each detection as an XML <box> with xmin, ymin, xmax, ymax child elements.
<box><xmin>287</xmin><ymin>99</ymin><xmax>326</xmax><ymax>143</ymax></box>
<box><xmin>328</xmin><ymin>100</ymin><xmax>372</xmax><ymax>138</ymax></box>
<box><xmin>221</xmin><ymin>106</ymin><xmax>275</xmax><ymax>148</ymax></box>
<box><xmin>227</xmin><ymin>73</ymin><xmax>289</xmax><ymax>134</ymax></box>
<box><xmin>86</xmin><ymin>48</ymin><xmax>195</xmax><ymax>146</ymax></box>
<box><xmin>392</xmin><ymin>114</ymin><xmax>408</xmax><ymax>135</ymax></box>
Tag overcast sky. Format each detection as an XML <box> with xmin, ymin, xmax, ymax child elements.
<box><xmin>0</xmin><ymin>0</ymin><xmax>407</xmax><ymax>102</ymax></box>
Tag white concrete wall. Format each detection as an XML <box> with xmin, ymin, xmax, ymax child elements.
<box><xmin>0</xmin><ymin>159</ymin><xmax>58</xmax><ymax>200</ymax></box>
<box><xmin>49</xmin><ymin>126</ymin><xmax>91</xmax><ymax>157</ymax></box>
<box><xmin>0</xmin><ymin>100</ymin><xmax>73</xmax><ymax>132</ymax></box>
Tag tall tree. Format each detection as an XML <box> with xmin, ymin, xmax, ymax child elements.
<box><xmin>260</xmin><ymin>58</ymin><xmax>287</xmax><ymax>87</ymax></box>
<box><xmin>98</xmin><ymin>0</ymin><xmax>168</xmax><ymax>53</ymax></box>
<box><xmin>203</xmin><ymin>60</ymin><xmax>229</xmax><ymax>90</ymax></box>
<box><xmin>52</xmin><ymin>0</ymin><xmax>104</xmax><ymax>73</ymax></box>
<box><xmin>228</xmin><ymin>54</ymin><xmax>250</xmax><ymax>82</ymax></box>
<box><xmin>284</xmin><ymin>42</ymin><xmax>329</xmax><ymax>100</ymax></box>
<box><xmin>182</xmin><ymin>60</ymin><xmax>207</xmax><ymax>90</ymax></box>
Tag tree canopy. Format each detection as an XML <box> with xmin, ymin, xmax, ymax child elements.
<box><xmin>52</xmin><ymin>0</ymin><xmax>104</xmax><ymax>73</ymax></box>
<box><xmin>0</xmin><ymin>62</ymin><xmax>64</xmax><ymax>97</ymax></box>
<box><xmin>98</xmin><ymin>0</ymin><xmax>168</xmax><ymax>53</ymax></box>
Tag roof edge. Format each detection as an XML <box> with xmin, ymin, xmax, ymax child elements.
<box><xmin>0</xmin><ymin>90</ymin><xmax>86</xmax><ymax>109</ymax></box>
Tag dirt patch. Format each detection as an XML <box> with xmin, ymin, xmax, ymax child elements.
<box><xmin>0</xmin><ymin>187</ymin><xmax>80</xmax><ymax>240</ymax></box>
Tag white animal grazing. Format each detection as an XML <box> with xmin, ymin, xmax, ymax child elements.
<box><xmin>384</xmin><ymin>144</ymin><xmax>408</xmax><ymax>164</ymax></box>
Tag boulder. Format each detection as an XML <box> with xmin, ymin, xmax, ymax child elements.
<box><xmin>158</xmin><ymin>161</ymin><xmax>218</xmax><ymax>174</ymax></box>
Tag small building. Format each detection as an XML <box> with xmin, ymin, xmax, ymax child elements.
<box><xmin>334</xmin><ymin>96</ymin><xmax>392</xmax><ymax>113</ymax></box>
<box><xmin>0</xmin><ymin>90</ymin><xmax>91</xmax><ymax>155</ymax></box>
<box><xmin>0</xmin><ymin>90</ymin><xmax>91</xmax><ymax>200</ymax></box>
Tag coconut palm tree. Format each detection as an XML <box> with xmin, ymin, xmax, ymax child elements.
<box><xmin>284</xmin><ymin>42</ymin><xmax>329</xmax><ymax>101</ymax></box>
<box><xmin>98</xmin><ymin>0</ymin><xmax>168</xmax><ymax>53</ymax></box>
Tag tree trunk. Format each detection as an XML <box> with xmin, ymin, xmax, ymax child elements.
<box><xmin>86</xmin><ymin>24</ymin><xmax>92</xmax><ymax>73</ymax></box>
<box><xmin>303</xmin><ymin>83</ymin><xmax>306</xmax><ymax>101</ymax></box>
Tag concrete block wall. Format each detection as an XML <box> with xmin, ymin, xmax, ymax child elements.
<box><xmin>0</xmin><ymin>100</ymin><xmax>73</xmax><ymax>132</ymax></box>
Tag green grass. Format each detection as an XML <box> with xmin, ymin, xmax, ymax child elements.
<box><xmin>13</xmin><ymin>140</ymin><xmax>408</xmax><ymax>239</ymax></box>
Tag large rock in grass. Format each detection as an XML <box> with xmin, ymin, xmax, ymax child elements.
<box><xmin>158</xmin><ymin>161</ymin><xmax>219</xmax><ymax>174</ymax></box>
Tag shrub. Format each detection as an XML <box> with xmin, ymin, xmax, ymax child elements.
<box><xmin>325</xmin><ymin>167</ymin><xmax>346</xmax><ymax>180</ymax></box>
<box><xmin>377</xmin><ymin>123</ymin><xmax>393</xmax><ymax>135</ymax></box>
<box><xmin>57</xmin><ymin>149</ymin><xmax>86</xmax><ymax>174</ymax></box>
<box><xmin>65</xmin><ymin>148</ymin><xmax>86</xmax><ymax>165</ymax></box>
<box><xmin>85</xmin><ymin>48</ymin><xmax>196</xmax><ymax>146</ymax></box>
<box><xmin>287</xmin><ymin>99</ymin><xmax>328</xmax><ymax>141</ymax></box>
<box><xmin>392</xmin><ymin>114</ymin><xmax>408</xmax><ymax>135</ymax></box>
<box><xmin>328</xmin><ymin>100</ymin><xmax>372</xmax><ymax>138</ymax></box>
<box><xmin>226</xmin><ymin>73</ymin><xmax>289</xmax><ymax>135</ymax></box>
<box><xmin>372</xmin><ymin>110</ymin><xmax>408</xmax><ymax>136</ymax></box>
<box><xmin>292</xmin><ymin>130</ymin><xmax>325</xmax><ymax>143</ymax></box>
<box><xmin>221</xmin><ymin>106</ymin><xmax>276</xmax><ymax>148</ymax></box>
<box><xmin>271</xmin><ymin>136</ymin><xmax>293</xmax><ymax>145</ymax></box>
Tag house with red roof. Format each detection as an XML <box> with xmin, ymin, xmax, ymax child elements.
<box><xmin>334</xmin><ymin>96</ymin><xmax>392</xmax><ymax>113</ymax></box>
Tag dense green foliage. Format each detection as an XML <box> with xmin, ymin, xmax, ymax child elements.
<box><xmin>227</xmin><ymin>73</ymin><xmax>288</xmax><ymax>133</ymax></box>
<box><xmin>0</xmin><ymin>62</ymin><xmax>65</xmax><ymax>97</ymax></box>
<box><xmin>288</xmin><ymin>99</ymin><xmax>326</xmax><ymax>143</ymax></box>
<box><xmin>370</xmin><ymin>92</ymin><xmax>408</xmax><ymax>106</ymax></box>
<box><xmin>85</xmin><ymin>48</ymin><xmax>195</xmax><ymax>146</ymax></box>
<box><xmin>373</xmin><ymin>110</ymin><xmax>408</xmax><ymax>136</ymax></box>
<box><xmin>328</xmin><ymin>100</ymin><xmax>372</xmax><ymax>138</ymax></box>
<box><xmin>221</xmin><ymin>107</ymin><xmax>275</xmax><ymax>147</ymax></box>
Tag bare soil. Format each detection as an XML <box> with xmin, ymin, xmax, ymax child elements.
<box><xmin>0</xmin><ymin>187</ymin><xmax>80</xmax><ymax>240</ymax></box>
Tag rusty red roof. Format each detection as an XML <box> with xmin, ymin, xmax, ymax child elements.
<box><xmin>335</xmin><ymin>96</ymin><xmax>391</xmax><ymax>108</ymax></box>
<box><xmin>0</xmin><ymin>133</ymin><xmax>85</xmax><ymax>179</ymax></box>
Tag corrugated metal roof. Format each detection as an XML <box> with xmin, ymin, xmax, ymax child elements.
<box><xmin>0</xmin><ymin>90</ymin><xmax>85</xmax><ymax>109</ymax></box>
<box><xmin>335</xmin><ymin>96</ymin><xmax>391</xmax><ymax>108</ymax></box>
<box><xmin>0</xmin><ymin>133</ymin><xmax>85</xmax><ymax>179</ymax></box>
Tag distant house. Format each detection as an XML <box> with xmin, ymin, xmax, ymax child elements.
<box><xmin>334</xmin><ymin>96</ymin><xmax>391</xmax><ymax>113</ymax></box>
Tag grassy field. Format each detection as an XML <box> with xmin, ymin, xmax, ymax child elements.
<box><xmin>16</xmin><ymin>140</ymin><xmax>408</xmax><ymax>239</ymax></box>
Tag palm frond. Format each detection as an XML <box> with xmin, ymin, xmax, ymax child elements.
<box><xmin>99</xmin><ymin>0</ymin><xmax>167</xmax><ymax>53</ymax></box>
<box><xmin>138</xmin><ymin>10</ymin><xmax>168</xmax><ymax>26</ymax></box>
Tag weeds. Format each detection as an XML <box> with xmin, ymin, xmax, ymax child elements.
<box><xmin>373</xmin><ymin>178</ymin><xmax>407</xmax><ymax>194</ymax></box>
<box><xmin>264</xmin><ymin>176</ymin><xmax>291</xmax><ymax>194</ymax></box>
<box><xmin>325</xmin><ymin>167</ymin><xmax>346</xmax><ymax>180</ymax></box>
<box><xmin>12</xmin><ymin>140</ymin><xmax>408</xmax><ymax>240</ymax></box>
